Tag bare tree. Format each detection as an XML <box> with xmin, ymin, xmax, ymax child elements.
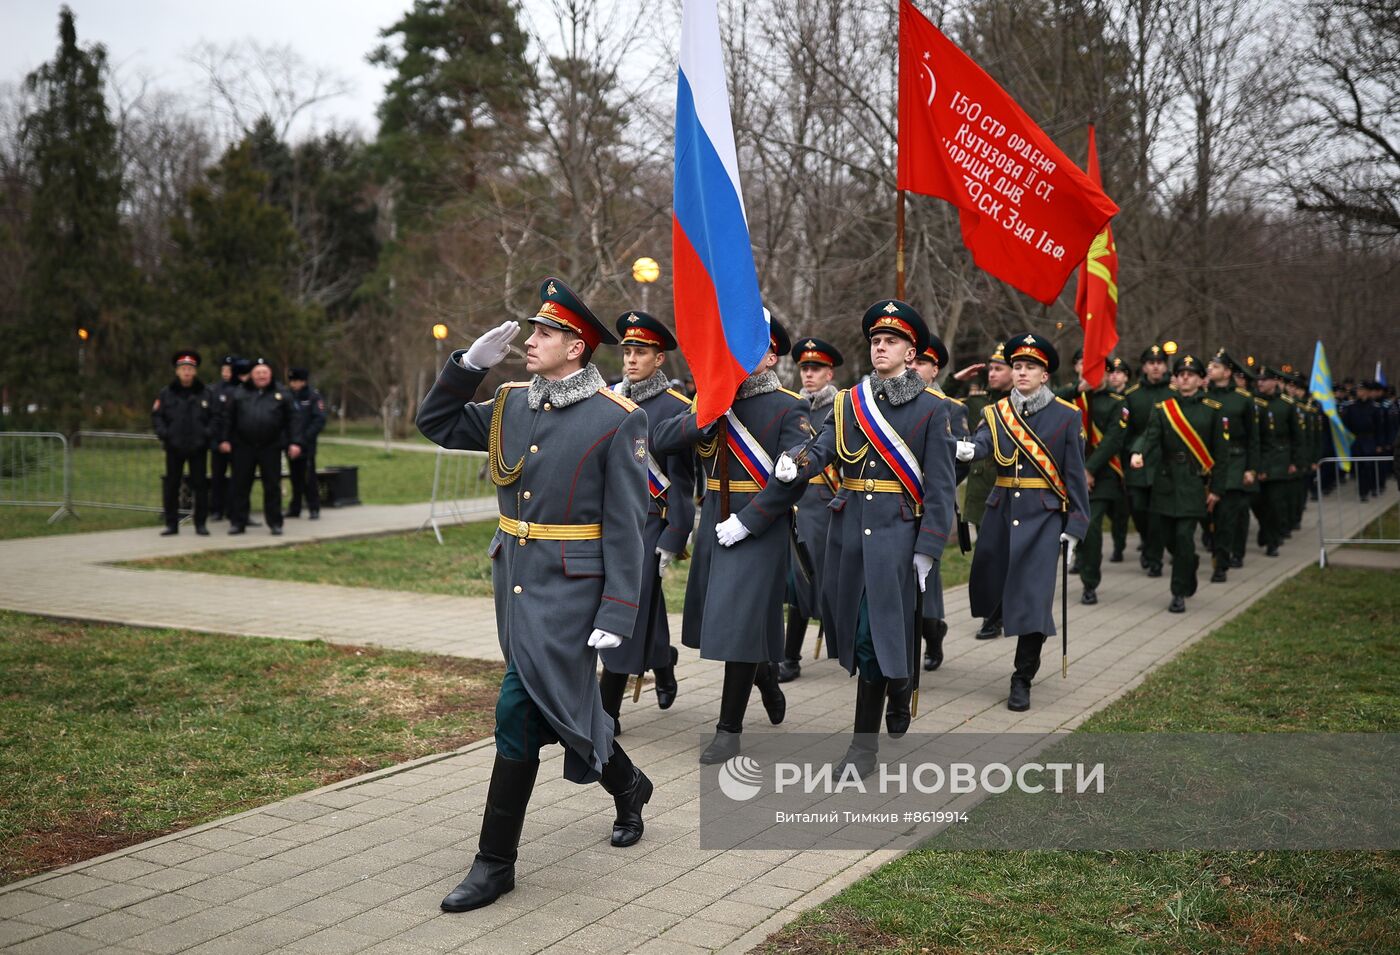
<box><xmin>186</xmin><ymin>39</ymin><xmax>351</xmax><ymax>143</ymax></box>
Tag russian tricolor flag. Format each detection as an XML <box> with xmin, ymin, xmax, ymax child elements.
<box><xmin>673</xmin><ymin>0</ymin><xmax>768</xmax><ymax>427</ymax></box>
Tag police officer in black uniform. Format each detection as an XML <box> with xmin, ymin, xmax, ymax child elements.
<box><xmin>220</xmin><ymin>358</ymin><xmax>302</xmax><ymax>535</ymax></box>
<box><xmin>285</xmin><ymin>367</ymin><xmax>327</xmax><ymax>519</ymax></box>
<box><xmin>208</xmin><ymin>355</ymin><xmax>242</xmax><ymax>521</ymax></box>
<box><xmin>152</xmin><ymin>350</ymin><xmax>215</xmax><ymax>536</ymax></box>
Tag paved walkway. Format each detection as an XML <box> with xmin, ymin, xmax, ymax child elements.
<box><xmin>0</xmin><ymin>491</ymin><xmax>1393</xmax><ymax>954</ymax></box>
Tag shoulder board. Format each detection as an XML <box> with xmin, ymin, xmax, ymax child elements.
<box><xmin>924</xmin><ymin>386</ymin><xmax>964</xmax><ymax>406</ymax></box>
<box><xmin>1202</xmin><ymin>398</ymin><xmax>1222</xmax><ymax>409</ymax></box>
<box><xmin>1280</xmin><ymin>394</ymin><xmax>1297</xmax><ymax>405</ymax></box>
<box><xmin>1054</xmin><ymin>397</ymin><xmax>1079</xmax><ymax>410</ymax></box>
<box><xmin>778</xmin><ymin>387</ymin><xmax>804</xmax><ymax>400</ymax></box>
<box><xmin>1125</xmin><ymin>383</ymin><xmax>1141</xmax><ymax>395</ymax></box>
<box><xmin>1108</xmin><ymin>392</ymin><xmax>1125</xmax><ymax>401</ymax></box>
<box><xmin>1253</xmin><ymin>396</ymin><xmax>1268</xmax><ymax>407</ymax></box>
<box><xmin>665</xmin><ymin>388</ymin><xmax>690</xmax><ymax>403</ymax></box>
<box><xmin>497</xmin><ymin>381</ymin><xmax>529</xmax><ymax>392</ymax></box>
<box><xmin>1235</xmin><ymin>387</ymin><xmax>1252</xmax><ymax>398</ymax></box>
<box><xmin>595</xmin><ymin>388</ymin><xmax>639</xmax><ymax>412</ymax></box>
<box><xmin>1154</xmin><ymin>400</ymin><xmax>1167</xmax><ymax>409</ymax></box>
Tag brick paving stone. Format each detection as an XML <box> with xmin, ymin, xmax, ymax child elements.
<box><xmin>1</xmin><ymin>930</ymin><xmax>107</xmax><ymax>954</ymax></box>
<box><xmin>13</xmin><ymin>899</ymin><xmax>110</xmax><ymax>930</ymax></box>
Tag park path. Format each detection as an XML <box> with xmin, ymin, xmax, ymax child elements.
<box><xmin>0</xmin><ymin>490</ymin><xmax>1393</xmax><ymax>954</ymax></box>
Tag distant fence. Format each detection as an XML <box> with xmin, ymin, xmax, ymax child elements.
<box><xmin>423</xmin><ymin>448</ymin><xmax>497</xmax><ymax>543</ymax></box>
<box><xmin>0</xmin><ymin>432</ymin><xmax>73</xmax><ymax>523</ymax></box>
<box><xmin>72</xmin><ymin>430</ymin><xmax>168</xmax><ymax>514</ymax></box>
<box><xmin>1315</xmin><ymin>456</ymin><xmax>1399</xmax><ymax>567</ymax></box>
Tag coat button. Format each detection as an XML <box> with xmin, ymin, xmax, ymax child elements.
<box><xmin>1013</xmin><ymin>491</ymin><xmax>1020</xmax><ymax>498</ymax></box>
<box><xmin>866</xmin><ymin>494</ymin><xmax>873</xmax><ymax>500</ymax></box>
<box><xmin>1012</xmin><ymin>519</ymin><xmax>1020</xmax><ymax>527</ymax></box>
<box><xmin>523</xmin><ymin>491</ymin><xmax>531</xmax><ymax>499</ymax></box>
<box><xmin>513</xmin><ymin>585</ymin><xmax>523</xmax><ymax>593</ymax></box>
<box><xmin>530</xmin><ymin>445</ymin><xmax>539</xmax><ymax>453</ymax></box>
<box><xmin>543</xmin><ymin>402</ymin><xmax>552</xmax><ymax>411</ymax></box>
<box><xmin>864</xmin><ymin>528</ymin><xmax>871</xmax><ymax>535</ymax></box>
<box><xmin>868</xmin><ymin>461</ymin><xmax>877</xmax><ymax>468</ymax></box>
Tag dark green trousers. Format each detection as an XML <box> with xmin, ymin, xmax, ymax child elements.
<box><xmin>1110</xmin><ymin>496</ymin><xmax>1130</xmax><ymax>554</ymax></box>
<box><xmin>1234</xmin><ymin>490</ymin><xmax>1258</xmax><ymax>559</ymax></box>
<box><xmin>1079</xmin><ymin>498</ymin><xmax>1112</xmax><ymax>589</ymax></box>
<box><xmin>1159</xmin><ymin>514</ymin><xmax>1200</xmax><ymax>597</ymax></box>
<box><xmin>853</xmin><ymin>597</ymin><xmax>885</xmax><ymax>683</ymax></box>
<box><xmin>493</xmin><ymin>663</ymin><xmax>560</xmax><ymax>763</ymax></box>
<box><xmin>1212</xmin><ymin>489</ymin><xmax>1249</xmax><ymax>568</ymax></box>
<box><xmin>1258</xmin><ymin>481</ymin><xmax>1291</xmax><ymax>548</ymax></box>
<box><xmin>1130</xmin><ymin>486</ymin><xmax>1164</xmax><ymax>567</ymax></box>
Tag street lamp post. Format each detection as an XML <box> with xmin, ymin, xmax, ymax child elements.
<box><xmin>632</xmin><ymin>256</ymin><xmax>660</xmax><ymax>310</ymax></box>
<box><xmin>432</xmin><ymin>323</ymin><xmax>449</xmax><ymax>362</ymax></box>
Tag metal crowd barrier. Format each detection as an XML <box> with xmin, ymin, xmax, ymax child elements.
<box><xmin>423</xmin><ymin>447</ymin><xmax>497</xmax><ymax>544</ymax></box>
<box><xmin>0</xmin><ymin>431</ymin><xmax>74</xmax><ymax>523</ymax></box>
<box><xmin>1314</xmin><ymin>455</ymin><xmax>1399</xmax><ymax>567</ymax></box>
<box><xmin>70</xmin><ymin>430</ymin><xmax>171</xmax><ymax>514</ymax></box>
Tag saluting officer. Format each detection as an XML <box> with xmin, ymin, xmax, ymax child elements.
<box><xmin>779</xmin><ymin>336</ymin><xmax>843</xmax><ymax>683</ymax></box>
<box><xmin>219</xmin><ymin>358</ymin><xmax>302</xmax><ymax>536</ymax></box>
<box><xmin>1124</xmin><ymin>344</ymin><xmax>1174</xmax><ymax>577</ymax></box>
<box><xmin>285</xmin><ymin>367</ymin><xmax>327</xmax><ymax>519</ymax></box>
<box><xmin>417</xmin><ymin>278</ymin><xmax>654</xmax><ymax>913</ymax></box>
<box><xmin>964</xmin><ymin>342</ymin><xmax>1012</xmax><ymax>639</ymax></box>
<box><xmin>957</xmin><ymin>334</ymin><xmax>1090</xmax><ymax>712</ymax></box>
<box><xmin>1071</xmin><ymin>357</ymin><xmax>1129</xmax><ymax>604</ymax></box>
<box><xmin>651</xmin><ymin>314</ymin><xmax>811</xmax><ymax>764</ymax></box>
<box><xmin>774</xmin><ymin>300</ymin><xmax>957</xmax><ymax>775</ymax></box>
<box><xmin>1130</xmin><ymin>354</ymin><xmax>1227</xmax><ymax>612</ymax></box>
<box><xmin>1253</xmin><ymin>367</ymin><xmax>1301</xmax><ymax>556</ymax></box>
<box><xmin>597</xmin><ymin>311</ymin><xmax>695</xmax><ymax>728</ymax></box>
<box><xmin>1205</xmin><ymin>350</ymin><xmax>1259</xmax><ymax>581</ymax></box>
<box><xmin>151</xmin><ymin>350</ymin><xmax>215</xmax><ymax>536</ymax></box>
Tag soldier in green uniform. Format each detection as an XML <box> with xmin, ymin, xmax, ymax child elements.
<box><xmin>1205</xmin><ymin>350</ymin><xmax>1259</xmax><ymax>582</ymax></box>
<box><xmin>1284</xmin><ymin>372</ymin><xmax>1319</xmax><ymax>526</ymax></box>
<box><xmin>964</xmin><ymin>343</ymin><xmax>1012</xmax><ymax>639</ymax></box>
<box><xmin>1130</xmin><ymin>354</ymin><xmax>1226</xmax><ymax>612</ymax></box>
<box><xmin>1073</xmin><ymin>358</ymin><xmax>1129</xmax><ymax>604</ymax></box>
<box><xmin>1254</xmin><ymin>367</ymin><xmax>1301</xmax><ymax>556</ymax></box>
<box><xmin>1124</xmin><ymin>345</ymin><xmax>1174</xmax><ymax>577</ymax></box>
<box><xmin>1106</xmin><ymin>357</ymin><xmax>1133</xmax><ymax>562</ymax></box>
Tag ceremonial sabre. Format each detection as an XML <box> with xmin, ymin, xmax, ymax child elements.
<box><xmin>1061</xmin><ymin>539</ymin><xmax>1069</xmax><ymax>678</ymax></box>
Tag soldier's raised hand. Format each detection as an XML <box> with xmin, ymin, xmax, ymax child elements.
<box><xmin>463</xmin><ymin>321</ymin><xmax>520</xmax><ymax>369</ymax></box>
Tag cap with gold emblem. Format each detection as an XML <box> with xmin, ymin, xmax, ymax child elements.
<box><xmin>1208</xmin><ymin>348</ymin><xmax>1242</xmax><ymax>373</ymax></box>
<box><xmin>860</xmin><ymin>299</ymin><xmax>930</xmax><ymax>354</ymax></box>
<box><xmin>988</xmin><ymin>340</ymin><xmax>1010</xmax><ymax>368</ymax></box>
<box><xmin>793</xmin><ymin>336</ymin><xmax>843</xmax><ymax>367</ymax></box>
<box><xmin>614</xmin><ymin>310</ymin><xmax>677</xmax><ymax>351</ymax></box>
<box><xmin>1140</xmin><ymin>343</ymin><xmax>1167</xmax><ymax>364</ymax></box>
<box><xmin>530</xmin><ymin>276</ymin><xmax>617</xmax><ymax>349</ymax></box>
<box><xmin>1107</xmin><ymin>356</ymin><xmax>1130</xmax><ymax>373</ymax></box>
<box><xmin>1259</xmin><ymin>365</ymin><xmax>1287</xmax><ymax>382</ymax></box>
<box><xmin>1004</xmin><ymin>332</ymin><xmax>1060</xmax><ymax>373</ymax></box>
<box><xmin>916</xmin><ymin>332</ymin><xmax>950</xmax><ymax>370</ymax></box>
<box><xmin>1173</xmin><ymin>354</ymin><xmax>1206</xmax><ymax>376</ymax></box>
<box><xmin>172</xmin><ymin>350</ymin><xmax>201</xmax><ymax>368</ymax></box>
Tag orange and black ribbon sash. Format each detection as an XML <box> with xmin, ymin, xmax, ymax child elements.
<box><xmin>1161</xmin><ymin>397</ymin><xmax>1214</xmax><ymax>471</ymax></box>
<box><xmin>994</xmin><ymin>397</ymin><xmax>1068</xmax><ymax>503</ymax></box>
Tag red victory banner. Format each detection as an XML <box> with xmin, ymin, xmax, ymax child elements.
<box><xmin>897</xmin><ymin>0</ymin><xmax>1119</xmax><ymax>304</ymax></box>
<box><xmin>1074</xmin><ymin>124</ymin><xmax>1119</xmax><ymax>388</ymax></box>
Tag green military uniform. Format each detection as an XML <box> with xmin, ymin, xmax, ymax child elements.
<box><xmin>962</xmin><ymin>342</ymin><xmax>1009</xmax><ymax>528</ymax></box>
<box><xmin>1254</xmin><ymin>368</ymin><xmax>1301</xmax><ymax>556</ymax></box>
<box><xmin>1075</xmin><ymin>381</ymin><xmax>1129</xmax><ymax>600</ymax></box>
<box><xmin>1138</xmin><ymin>355</ymin><xmax>1226</xmax><ymax>610</ymax></box>
<box><xmin>1205</xmin><ymin>350</ymin><xmax>1260</xmax><ymax>580</ymax></box>
<box><xmin>1106</xmin><ymin>357</ymin><xmax>1133</xmax><ymax>561</ymax></box>
<box><xmin>1124</xmin><ymin>346</ymin><xmax>1175</xmax><ymax>575</ymax></box>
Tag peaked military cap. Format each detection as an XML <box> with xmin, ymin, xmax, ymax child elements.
<box><xmin>861</xmin><ymin>299</ymin><xmax>930</xmax><ymax>354</ymax></box>
<box><xmin>232</xmin><ymin>358</ymin><xmax>254</xmax><ymax>376</ymax></box>
<box><xmin>764</xmin><ymin>309</ymin><xmax>792</xmax><ymax>357</ymax></box>
<box><xmin>1004</xmin><ymin>332</ymin><xmax>1060</xmax><ymax>373</ymax></box>
<box><xmin>988</xmin><ymin>340</ymin><xmax>1010</xmax><ymax>367</ymax></box>
<box><xmin>1072</xmin><ymin>347</ymin><xmax>1085</xmax><ymax>362</ymax></box>
<box><xmin>1235</xmin><ymin>363</ymin><xmax>1258</xmax><ymax>382</ymax></box>
<box><xmin>1208</xmin><ymin>348</ymin><xmax>1242</xmax><ymax>373</ymax></box>
<box><xmin>615</xmin><ymin>311</ymin><xmax>677</xmax><ymax>351</ymax></box>
<box><xmin>1107</xmin><ymin>356</ymin><xmax>1130</xmax><ymax>373</ymax></box>
<box><xmin>1259</xmin><ymin>365</ymin><xmax>1287</xmax><ymax>381</ymax></box>
<box><xmin>530</xmin><ymin>276</ymin><xmax>617</xmax><ymax>349</ymax></box>
<box><xmin>172</xmin><ymin>350</ymin><xmax>201</xmax><ymax>368</ymax></box>
<box><xmin>1140</xmin><ymin>343</ymin><xmax>1167</xmax><ymax>363</ymax></box>
<box><xmin>288</xmin><ymin>367</ymin><xmax>310</xmax><ymax>381</ymax></box>
<box><xmin>221</xmin><ymin>354</ymin><xmax>239</xmax><ymax>367</ymax></box>
<box><xmin>917</xmin><ymin>332</ymin><xmax>950</xmax><ymax>370</ymax></box>
<box><xmin>253</xmin><ymin>357</ymin><xmax>271</xmax><ymax>367</ymax></box>
<box><xmin>1173</xmin><ymin>353</ymin><xmax>1206</xmax><ymax>376</ymax></box>
<box><xmin>793</xmin><ymin>336</ymin><xmax>843</xmax><ymax>367</ymax></box>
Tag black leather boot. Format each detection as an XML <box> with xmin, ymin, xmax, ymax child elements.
<box><xmin>779</xmin><ymin>608</ymin><xmax>806</xmax><ymax>682</ymax></box>
<box><xmin>701</xmin><ymin>662</ymin><xmax>756</xmax><ymax>764</ymax></box>
<box><xmin>653</xmin><ymin>646</ymin><xmax>679</xmax><ymax>710</ymax></box>
<box><xmin>599</xmin><ymin>742</ymin><xmax>653</xmax><ymax>848</ymax></box>
<box><xmin>922</xmin><ymin>618</ymin><xmax>947</xmax><ymax>671</ymax></box>
<box><xmin>885</xmin><ymin>677</ymin><xmax>912</xmax><ymax>739</ymax></box>
<box><xmin>440</xmin><ymin>755</ymin><xmax>539</xmax><ymax>912</ymax></box>
<box><xmin>753</xmin><ymin>662</ymin><xmax>786</xmax><ymax>725</ymax></box>
<box><xmin>1007</xmin><ymin>633</ymin><xmax>1045</xmax><ymax>712</ymax></box>
<box><xmin>598</xmin><ymin>668</ymin><xmax>628</xmax><ymax>737</ymax></box>
<box><xmin>975</xmin><ymin>605</ymin><xmax>1003</xmax><ymax>640</ymax></box>
<box><xmin>840</xmin><ymin>678</ymin><xmax>887</xmax><ymax>779</ymax></box>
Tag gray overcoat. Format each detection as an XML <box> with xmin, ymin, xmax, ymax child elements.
<box><xmin>416</xmin><ymin>355</ymin><xmax>647</xmax><ymax>782</ymax></box>
<box><xmin>789</xmin><ymin>390</ymin><xmax>836</xmax><ymax>623</ymax></box>
<box><xmin>922</xmin><ymin>388</ymin><xmax>968</xmax><ymax>622</ymax></box>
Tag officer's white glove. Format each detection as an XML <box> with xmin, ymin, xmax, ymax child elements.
<box><xmin>913</xmin><ymin>553</ymin><xmax>935</xmax><ymax>593</ymax></box>
<box><xmin>1059</xmin><ymin>532</ymin><xmax>1077</xmax><ymax>564</ymax></box>
<box><xmin>715</xmin><ymin>514</ymin><xmax>751</xmax><ymax>547</ymax></box>
<box><xmin>587</xmin><ymin>628</ymin><xmax>624</xmax><ymax>649</ymax></box>
<box><xmin>774</xmin><ymin>453</ymin><xmax>798</xmax><ymax>483</ymax></box>
<box><xmin>955</xmin><ymin>439</ymin><xmax>976</xmax><ymax>462</ymax></box>
<box><xmin>656</xmin><ymin>548</ymin><xmax>677</xmax><ymax>577</ymax></box>
<box><xmin>462</xmin><ymin>320</ymin><xmax>520</xmax><ymax>370</ymax></box>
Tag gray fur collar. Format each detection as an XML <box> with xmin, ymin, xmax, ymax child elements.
<box><xmin>1010</xmin><ymin>385</ymin><xmax>1054</xmax><ymax>417</ymax></box>
<box><xmin>737</xmin><ymin>368</ymin><xmax>782</xmax><ymax>400</ymax></box>
<box><xmin>867</xmin><ymin>369</ymin><xmax>926</xmax><ymax>406</ymax></box>
<box><xmin>805</xmin><ymin>383</ymin><xmax>838</xmax><ymax>411</ymax></box>
<box><xmin>617</xmin><ymin>368</ymin><xmax>672</xmax><ymax>404</ymax></box>
<box><xmin>528</xmin><ymin>364</ymin><xmax>606</xmax><ymax>410</ymax></box>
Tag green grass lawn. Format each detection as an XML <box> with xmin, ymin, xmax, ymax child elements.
<box><xmin>0</xmin><ymin>611</ymin><xmax>503</xmax><ymax>885</ymax></box>
<box><xmin>760</xmin><ymin>564</ymin><xmax>1400</xmax><ymax>955</ymax></box>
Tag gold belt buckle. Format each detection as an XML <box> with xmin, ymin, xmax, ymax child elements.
<box><xmin>863</xmin><ymin>478</ymin><xmax>875</xmax><ymax>492</ymax></box>
<box><xmin>516</xmin><ymin>520</ymin><xmax>531</xmax><ymax>541</ymax></box>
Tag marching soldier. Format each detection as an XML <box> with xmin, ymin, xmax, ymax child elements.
<box><xmin>1072</xmin><ymin>357</ymin><xmax>1129</xmax><ymax>604</ymax></box>
<box><xmin>774</xmin><ymin>300</ymin><xmax>957</xmax><ymax>775</ymax></box>
<box><xmin>151</xmin><ymin>350</ymin><xmax>215</xmax><ymax>536</ymax></box>
<box><xmin>598</xmin><ymin>311</ymin><xmax>695</xmax><ymax>727</ymax></box>
<box><xmin>1130</xmin><ymin>354</ymin><xmax>1227</xmax><ymax>612</ymax></box>
<box><xmin>964</xmin><ymin>343</ymin><xmax>1012</xmax><ymax>639</ymax></box>
<box><xmin>779</xmin><ymin>336</ymin><xmax>843</xmax><ymax>683</ymax></box>
<box><xmin>1254</xmin><ymin>367</ymin><xmax>1301</xmax><ymax>556</ymax></box>
<box><xmin>1285</xmin><ymin>372</ymin><xmax>1319</xmax><ymax>523</ymax></box>
<box><xmin>1124</xmin><ymin>344</ymin><xmax>1174</xmax><ymax>577</ymax></box>
<box><xmin>208</xmin><ymin>354</ymin><xmax>240</xmax><ymax>521</ymax></box>
<box><xmin>285</xmin><ymin>368</ymin><xmax>327</xmax><ymax>519</ymax></box>
<box><xmin>1204</xmin><ymin>350</ymin><xmax>1260</xmax><ymax>581</ymax></box>
<box><xmin>651</xmin><ymin>314</ymin><xmax>811</xmax><ymax>764</ymax></box>
<box><xmin>1105</xmin><ymin>357</ymin><xmax>1133</xmax><ymax>563</ymax></box>
<box><xmin>417</xmin><ymin>278</ymin><xmax>654</xmax><ymax>913</ymax></box>
<box><xmin>910</xmin><ymin>335</ymin><xmax>966</xmax><ymax>671</ymax></box>
<box><xmin>957</xmin><ymin>334</ymin><xmax>1089</xmax><ymax>712</ymax></box>
<box><xmin>219</xmin><ymin>359</ymin><xmax>302</xmax><ymax>536</ymax></box>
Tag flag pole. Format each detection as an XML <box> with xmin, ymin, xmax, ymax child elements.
<box><xmin>896</xmin><ymin>189</ymin><xmax>907</xmax><ymax>298</ymax></box>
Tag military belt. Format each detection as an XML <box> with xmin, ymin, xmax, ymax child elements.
<box><xmin>839</xmin><ymin>477</ymin><xmax>907</xmax><ymax>494</ymax></box>
<box><xmin>706</xmin><ymin>477</ymin><xmax>763</xmax><ymax>493</ymax></box>
<box><xmin>994</xmin><ymin>476</ymin><xmax>1052</xmax><ymax>489</ymax></box>
<box><xmin>497</xmin><ymin>516</ymin><xmax>603</xmax><ymax>541</ymax></box>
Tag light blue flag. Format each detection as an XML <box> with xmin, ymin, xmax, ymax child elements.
<box><xmin>1311</xmin><ymin>341</ymin><xmax>1354</xmax><ymax>472</ymax></box>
